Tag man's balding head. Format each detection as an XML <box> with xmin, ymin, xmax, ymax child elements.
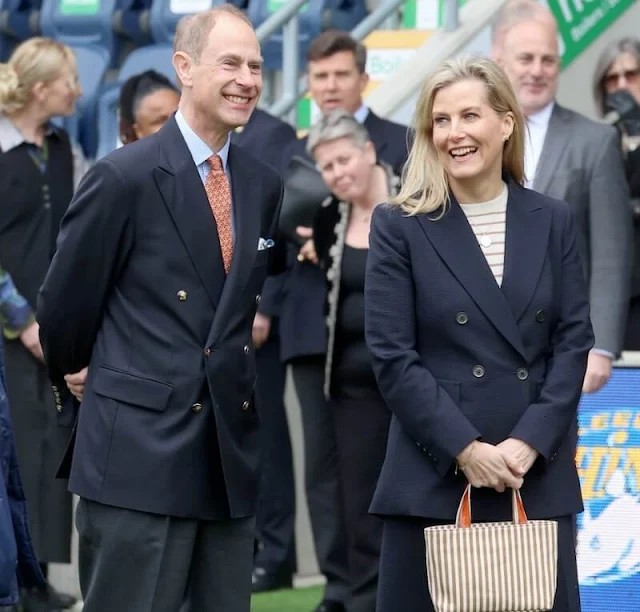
<box><xmin>491</xmin><ymin>0</ymin><xmax>557</xmax><ymax>59</ymax></box>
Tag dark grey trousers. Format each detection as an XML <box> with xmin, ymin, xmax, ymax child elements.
<box><xmin>76</xmin><ymin>497</ymin><xmax>255</xmax><ymax>612</ymax></box>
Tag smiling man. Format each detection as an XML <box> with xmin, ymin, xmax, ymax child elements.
<box><xmin>36</xmin><ymin>5</ymin><xmax>284</xmax><ymax>612</ymax></box>
<box><xmin>492</xmin><ymin>0</ymin><xmax>632</xmax><ymax>395</ymax></box>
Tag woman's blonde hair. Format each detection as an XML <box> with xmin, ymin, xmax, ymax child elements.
<box><xmin>393</xmin><ymin>56</ymin><xmax>526</xmax><ymax>216</ymax></box>
<box><xmin>0</xmin><ymin>37</ymin><xmax>77</xmax><ymax>114</ymax></box>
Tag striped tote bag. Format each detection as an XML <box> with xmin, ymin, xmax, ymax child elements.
<box><xmin>424</xmin><ymin>486</ymin><xmax>558</xmax><ymax>612</ymax></box>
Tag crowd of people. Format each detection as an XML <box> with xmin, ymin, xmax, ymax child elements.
<box><xmin>0</xmin><ymin>0</ymin><xmax>639</xmax><ymax>611</ymax></box>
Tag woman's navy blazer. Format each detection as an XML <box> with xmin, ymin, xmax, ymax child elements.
<box><xmin>364</xmin><ymin>183</ymin><xmax>594</xmax><ymax>521</ymax></box>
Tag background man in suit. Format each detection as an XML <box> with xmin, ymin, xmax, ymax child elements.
<box><xmin>232</xmin><ymin>108</ymin><xmax>300</xmax><ymax>592</ymax></box>
<box><xmin>36</xmin><ymin>6</ymin><xmax>283</xmax><ymax>612</ymax></box>
<box><xmin>280</xmin><ymin>30</ymin><xmax>410</xmax><ymax>612</ymax></box>
<box><xmin>492</xmin><ymin>1</ymin><xmax>632</xmax><ymax>393</ymax></box>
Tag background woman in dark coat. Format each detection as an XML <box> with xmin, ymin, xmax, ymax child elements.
<box><xmin>0</xmin><ymin>37</ymin><xmax>82</xmax><ymax>611</ymax></box>
<box><xmin>304</xmin><ymin>110</ymin><xmax>398</xmax><ymax>612</ymax></box>
<box><xmin>365</xmin><ymin>57</ymin><xmax>594</xmax><ymax>612</ymax></box>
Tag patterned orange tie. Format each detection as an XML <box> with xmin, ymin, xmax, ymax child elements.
<box><xmin>205</xmin><ymin>154</ymin><xmax>233</xmax><ymax>274</ymax></box>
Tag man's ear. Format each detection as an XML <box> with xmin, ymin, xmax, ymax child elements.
<box><xmin>173</xmin><ymin>52</ymin><xmax>193</xmax><ymax>89</ymax></box>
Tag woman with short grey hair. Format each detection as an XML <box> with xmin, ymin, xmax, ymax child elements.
<box><xmin>305</xmin><ymin>108</ymin><xmax>399</xmax><ymax>612</ymax></box>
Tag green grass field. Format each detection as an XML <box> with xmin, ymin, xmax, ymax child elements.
<box><xmin>251</xmin><ymin>585</ymin><xmax>324</xmax><ymax>612</ymax></box>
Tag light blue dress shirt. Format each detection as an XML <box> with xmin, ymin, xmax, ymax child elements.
<box><xmin>174</xmin><ymin>110</ymin><xmax>236</xmax><ymax>238</ymax></box>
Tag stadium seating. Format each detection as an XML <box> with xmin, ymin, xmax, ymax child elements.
<box><xmin>0</xmin><ymin>0</ymin><xmax>41</xmax><ymax>61</ymax></box>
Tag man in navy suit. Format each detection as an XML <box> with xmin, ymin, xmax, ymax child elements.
<box><xmin>36</xmin><ymin>6</ymin><xmax>283</xmax><ymax>612</ymax></box>
<box><xmin>280</xmin><ymin>30</ymin><xmax>410</xmax><ymax>612</ymax></box>
<box><xmin>232</xmin><ymin>109</ymin><xmax>299</xmax><ymax>592</ymax></box>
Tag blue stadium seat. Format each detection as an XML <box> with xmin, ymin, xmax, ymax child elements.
<box><xmin>40</xmin><ymin>0</ymin><xmax>120</xmax><ymax>66</ymax></box>
<box><xmin>0</xmin><ymin>0</ymin><xmax>40</xmax><ymax>61</ymax></box>
<box><xmin>113</xmin><ymin>0</ymin><xmax>152</xmax><ymax>46</ymax></box>
<box><xmin>54</xmin><ymin>44</ymin><xmax>110</xmax><ymax>158</ymax></box>
<box><xmin>248</xmin><ymin>0</ymin><xmax>368</xmax><ymax>71</ymax></box>
<box><xmin>149</xmin><ymin>0</ymin><xmax>226</xmax><ymax>45</ymax></box>
<box><xmin>96</xmin><ymin>43</ymin><xmax>175</xmax><ymax>159</ymax></box>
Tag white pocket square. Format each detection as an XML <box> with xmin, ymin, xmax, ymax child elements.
<box><xmin>257</xmin><ymin>237</ymin><xmax>275</xmax><ymax>251</ymax></box>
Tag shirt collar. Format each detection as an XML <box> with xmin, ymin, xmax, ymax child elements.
<box><xmin>0</xmin><ymin>115</ymin><xmax>56</xmax><ymax>153</ymax></box>
<box><xmin>353</xmin><ymin>104</ymin><xmax>370</xmax><ymax>124</ymax></box>
<box><xmin>174</xmin><ymin>109</ymin><xmax>230</xmax><ymax>172</ymax></box>
<box><xmin>526</xmin><ymin>101</ymin><xmax>555</xmax><ymax>128</ymax></box>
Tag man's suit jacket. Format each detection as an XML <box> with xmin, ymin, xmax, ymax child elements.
<box><xmin>279</xmin><ymin>110</ymin><xmax>410</xmax><ymax>363</ymax></box>
<box><xmin>365</xmin><ymin>184</ymin><xmax>594</xmax><ymax>521</ymax></box>
<box><xmin>37</xmin><ymin>117</ymin><xmax>284</xmax><ymax>520</ymax></box>
<box><xmin>532</xmin><ymin>103</ymin><xmax>632</xmax><ymax>357</ymax></box>
<box><xmin>232</xmin><ymin>108</ymin><xmax>297</xmax><ymax>321</ymax></box>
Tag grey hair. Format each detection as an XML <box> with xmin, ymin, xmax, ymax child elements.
<box><xmin>593</xmin><ymin>37</ymin><xmax>640</xmax><ymax>117</ymax></box>
<box><xmin>306</xmin><ymin>109</ymin><xmax>370</xmax><ymax>157</ymax></box>
<box><xmin>490</xmin><ymin>0</ymin><xmax>556</xmax><ymax>53</ymax></box>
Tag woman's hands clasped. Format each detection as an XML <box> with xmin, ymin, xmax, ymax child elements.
<box><xmin>456</xmin><ymin>439</ymin><xmax>539</xmax><ymax>492</ymax></box>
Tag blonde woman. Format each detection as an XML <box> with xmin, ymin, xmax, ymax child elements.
<box><xmin>364</xmin><ymin>57</ymin><xmax>593</xmax><ymax>611</ymax></box>
<box><xmin>0</xmin><ymin>37</ymin><xmax>82</xmax><ymax>611</ymax></box>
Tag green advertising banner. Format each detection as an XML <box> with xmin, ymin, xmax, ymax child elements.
<box><xmin>547</xmin><ymin>0</ymin><xmax>636</xmax><ymax>66</ymax></box>
<box><xmin>59</xmin><ymin>0</ymin><xmax>99</xmax><ymax>15</ymax></box>
<box><xmin>402</xmin><ymin>0</ymin><xmax>467</xmax><ymax>30</ymax></box>
<box><xmin>268</xmin><ymin>0</ymin><xmax>308</xmax><ymax>13</ymax></box>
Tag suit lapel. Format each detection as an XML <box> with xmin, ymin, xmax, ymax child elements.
<box><xmin>207</xmin><ymin>144</ymin><xmax>261</xmax><ymax>344</ymax></box>
<box><xmin>532</xmin><ymin>104</ymin><xmax>570</xmax><ymax>194</ymax></box>
<box><xmin>416</xmin><ymin>194</ymin><xmax>526</xmax><ymax>359</ymax></box>
<box><xmin>500</xmin><ymin>187</ymin><xmax>551</xmax><ymax>324</ymax></box>
<box><xmin>154</xmin><ymin>119</ymin><xmax>225</xmax><ymax>308</ymax></box>
<box><xmin>364</xmin><ymin>112</ymin><xmax>389</xmax><ymax>163</ymax></box>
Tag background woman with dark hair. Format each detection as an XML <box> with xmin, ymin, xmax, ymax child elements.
<box><xmin>593</xmin><ymin>38</ymin><xmax>640</xmax><ymax>348</ymax></box>
<box><xmin>118</xmin><ymin>69</ymin><xmax>180</xmax><ymax>144</ymax></box>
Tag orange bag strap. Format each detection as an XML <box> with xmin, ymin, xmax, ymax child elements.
<box><xmin>455</xmin><ymin>485</ymin><xmax>528</xmax><ymax>528</ymax></box>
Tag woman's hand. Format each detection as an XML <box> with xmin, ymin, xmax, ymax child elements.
<box><xmin>295</xmin><ymin>226</ymin><xmax>318</xmax><ymax>264</ymax></box>
<box><xmin>496</xmin><ymin>438</ymin><xmax>539</xmax><ymax>478</ymax></box>
<box><xmin>456</xmin><ymin>441</ymin><xmax>524</xmax><ymax>492</ymax></box>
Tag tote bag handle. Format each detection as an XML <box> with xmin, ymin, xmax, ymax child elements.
<box><xmin>455</xmin><ymin>484</ymin><xmax>528</xmax><ymax>528</ymax></box>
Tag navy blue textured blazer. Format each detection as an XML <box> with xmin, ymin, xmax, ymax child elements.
<box><xmin>364</xmin><ymin>184</ymin><xmax>594</xmax><ymax>521</ymax></box>
<box><xmin>37</xmin><ymin>117</ymin><xmax>284</xmax><ymax>521</ymax></box>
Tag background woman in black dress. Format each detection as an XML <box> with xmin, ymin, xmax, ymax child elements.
<box><xmin>304</xmin><ymin>110</ymin><xmax>398</xmax><ymax>612</ymax></box>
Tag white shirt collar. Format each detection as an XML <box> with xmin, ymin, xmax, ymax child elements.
<box><xmin>526</xmin><ymin>101</ymin><xmax>555</xmax><ymax>128</ymax></box>
<box><xmin>353</xmin><ymin>104</ymin><xmax>370</xmax><ymax>124</ymax></box>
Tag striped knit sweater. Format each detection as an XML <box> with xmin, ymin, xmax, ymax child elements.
<box><xmin>459</xmin><ymin>183</ymin><xmax>508</xmax><ymax>286</ymax></box>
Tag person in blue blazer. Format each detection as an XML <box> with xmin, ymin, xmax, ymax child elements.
<box><xmin>364</xmin><ymin>56</ymin><xmax>594</xmax><ymax>612</ymax></box>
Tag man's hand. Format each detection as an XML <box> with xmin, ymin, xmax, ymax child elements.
<box><xmin>252</xmin><ymin>312</ymin><xmax>271</xmax><ymax>349</ymax></box>
<box><xmin>582</xmin><ymin>351</ymin><xmax>613</xmax><ymax>393</ymax></box>
<box><xmin>456</xmin><ymin>441</ymin><xmax>524</xmax><ymax>492</ymax></box>
<box><xmin>496</xmin><ymin>438</ymin><xmax>539</xmax><ymax>478</ymax></box>
<box><xmin>19</xmin><ymin>321</ymin><xmax>44</xmax><ymax>363</ymax></box>
<box><xmin>296</xmin><ymin>226</ymin><xmax>318</xmax><ymax>264</ymax></box>
<box><xmin>64</xmin><ymin>367</ymin><xmax>88</xmax><ymax>402</ymax></box>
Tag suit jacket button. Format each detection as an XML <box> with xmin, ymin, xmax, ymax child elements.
<box><xmin>243</xmin><ymin>345</ymin><xmax>250</xmax><ymax>354</ymax></box>
<box><xmin>255</xmin><ymin>294</ymin><xmax>261</xmax><ymax>304</ymax></box>
<box><xmin>535</xmin><ymin>309</ymin><xmax>545</xmax><ymax>322</ymax></box>
<box><xmin>191</xmin><ymin>403</ymin><xmax>202</xmax><ymax>413</ymax></box>
<box><xmin>242</xmin><ymin>400</ymin><xmax>250</xmax><ymax>411</ymax></box>
<box><xmin>516</xmin><ymin>367</ymin><xmax>529</xmax><ymax>381</ymax></box>
<box><xmin>472</xmin><ymin>365</ymin><xmax>485</xmax><ymax>378</ymax></box>
<box><xmin>456</xmin><ymin>312</ymin><xmax>468</xmax><ymax>325</ymax></box>
<box><xmin>177</xmin><ymin>290</ymin><xmax>187</xmax><ymax>301</ymax></box>
<box><xmin>204</xmin><ymin>348</ymin><xmax>211</xmax><ymax>356</ymax></box>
